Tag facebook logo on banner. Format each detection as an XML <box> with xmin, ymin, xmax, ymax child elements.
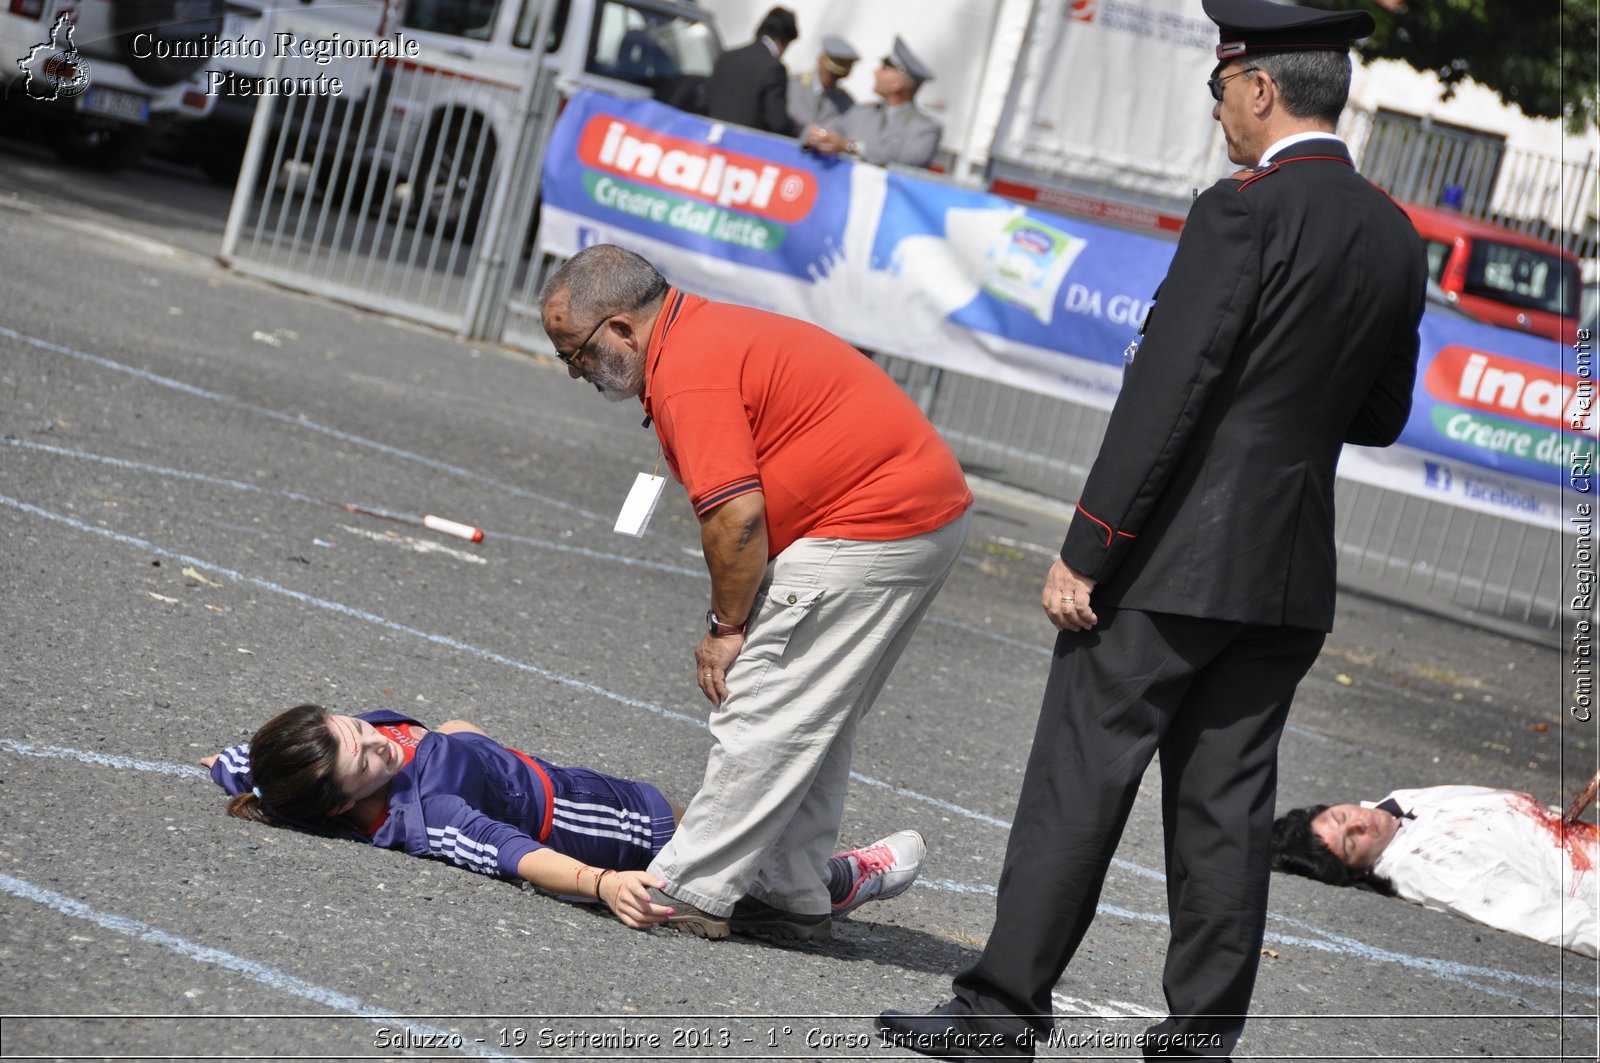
<box><xmin>1423</xmin><ymin>462</ymin><xmax>1453</xmax><ymax>491</ymax></box>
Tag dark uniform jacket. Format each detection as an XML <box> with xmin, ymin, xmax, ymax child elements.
<box><xmin>705</xmin><ymin>39</ymin><xmax>796</xmax><ymax>135</ymax></box>
<box><xmin>1061</xmin><ymin>138</ymin><xmax>1426</xmax><ymax>632</ymax></box>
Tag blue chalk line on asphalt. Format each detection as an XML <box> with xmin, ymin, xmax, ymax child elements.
<box><xmin>0</xmin><ymin>874</ymin><xmax>520</xmax><ymax>1061</ymax></box>
<box><xmin>0</xmin><ymin>324</ymin><xmax>609</xmax><ymax>525</ymax></box>
<box><xmin>0</xmin><ymin>330</ymin><xmax>1572</xmax><ymax>1012</ymax></box>
<box><xmin>920</xmin><ymin>875</ymin><xmax>1566</xmax><ymax>1004</ymax></box>
<box><xmin>0</xmin><ymin>493</ymin><xmax>705</xmax><ymax>732</ymax></box>
<box><xmin>0</xmin><ymin>493</ymin><xmax>1571</xmax><ymax>1010</ymax></box>
<box><xmin>6</xmin><ymin>435</ymin><xmax>1076</xmax><ymax>658</ymax></box>
<box><xmin>4</xmin><ymin>438</ymin><xmax>706</xmax><ymax>580</ymax></box>
<box><xmin>0</xmin><ymin>733</ymin><xmax>1570</xmax><ymax>1010</ymax></box>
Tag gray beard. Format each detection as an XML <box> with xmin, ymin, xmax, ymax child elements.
<box><xmin>584</xmin><ymin>343</ymin><xmax>642</xmax><ymax>403</ymax></box>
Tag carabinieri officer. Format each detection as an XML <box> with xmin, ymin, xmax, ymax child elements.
<box><xmin>879</xmin><ymin>0</ymin><xmax>1427</xmax><ymax>1057</ymax></box>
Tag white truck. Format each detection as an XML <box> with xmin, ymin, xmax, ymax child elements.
<box><xmin>177</xmin><ymin>0</ymin><xmax>721</xmax><ymax>221</ymax></box>
<box><xmin>689</xmin><ymin>0</ymin><xmax>1235</xmax><ymax>231</ymax></box>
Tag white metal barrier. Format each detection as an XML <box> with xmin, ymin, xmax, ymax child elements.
<box><xmin>219</xmin><ymin>13</ymin><xmax>550</xmax><ymax>334</ymax></box>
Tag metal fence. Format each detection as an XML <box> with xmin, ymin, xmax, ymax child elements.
<box><xmin>1341</xmin><ymin>107</ymin><xmax>1599</xmax><ymax>261</ymax></box>
<box><xmin>219</xmin><ymin>14</ymin><xmax>554</xmax><ymax>335</ymax></box>
<box><xmin>877</xmin><ymin>355</ymin><xmax>1571</xmax><ymax>635</ymax></box>
<box><xmin>992</xmin><ymin>103</ymin><xmax>1597</xmax><ymax>270</ymax></box>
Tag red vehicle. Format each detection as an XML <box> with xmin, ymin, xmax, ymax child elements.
<box><xmin>1401</xmin><ymin>203</ymin><xmax>1581</xmax><ymax>342</ymax></box>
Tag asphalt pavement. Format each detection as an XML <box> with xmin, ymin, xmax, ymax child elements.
<box><xmin>1</xmin><ymin>140</ymin><xmax>1597</xmax><ymax>1061</ymax></box>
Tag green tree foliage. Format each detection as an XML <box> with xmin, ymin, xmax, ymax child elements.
<box><xmin>1318</xmin><ymin>0</ymin><xmax>1597</xmax><ymax>130</ymax></box>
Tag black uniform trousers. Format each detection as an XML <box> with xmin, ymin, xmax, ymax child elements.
<box><xmin>951</xmin><ymin>606</ymin><xmax>1324</xmax><ymax>1059</ymax></box>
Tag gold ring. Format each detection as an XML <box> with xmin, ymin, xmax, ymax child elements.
<box><xmin>1062</xmin><ymin>596</ymin><xmax>1075</xmax><ymax>605</ymax></box>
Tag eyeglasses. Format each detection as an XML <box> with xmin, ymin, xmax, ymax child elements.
<box><xmin>1207</xmin><ymin>66</ymin><xmax>1259</xmax><ymax>102</ymax></box>
<box><xmin>556</xmin><ymin>315</ymin><xmax>611</xmax><ymax>366</ymax></box>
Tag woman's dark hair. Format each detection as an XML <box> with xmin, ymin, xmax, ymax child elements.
<box><xmin>1271</xmin><ymin>805</ymin><xmax>1398</xmax><ymax>896</ymax></box>
<box><xmin>225</xmin><ymin>704</ymin><xmax>344</xmax><ymax>827</ymax></box>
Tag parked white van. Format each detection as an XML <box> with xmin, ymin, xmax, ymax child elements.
<box><xmin>1</xmin><ymin>0</ymin><xmax>217</xmax><ymax>169</ymax></box>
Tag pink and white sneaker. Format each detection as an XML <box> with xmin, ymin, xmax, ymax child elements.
<box><xmin>832</xmin><ymin>830</ymin><xmax>926</xmax><ymax>915</ymax></box>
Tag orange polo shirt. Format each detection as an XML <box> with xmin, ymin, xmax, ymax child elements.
<box><xmin>641</xmin><ymin>289</ymin><xmax>972</xmax><ymax>556</ymax></box>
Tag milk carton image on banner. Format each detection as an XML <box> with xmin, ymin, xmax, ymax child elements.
<box><xmin>981</xmin><ymin>215</ymin><xmax>1087</xmax><ymax>325</ymax></box>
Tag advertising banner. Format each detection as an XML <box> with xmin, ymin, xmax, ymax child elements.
<box><xmin>539</xmin><ymin>91</ymin><xmax>1171</xmax><ymax>408</ymax></box>
<box><xmin>539</xmin><ymin>91</ymin><xmax>1594</xmax><ymax>532</ymax></box>
<box><xmin>1340</xmin><ymin>318</ymin><xmax>1593</xmax><ymax>531</ymax></box>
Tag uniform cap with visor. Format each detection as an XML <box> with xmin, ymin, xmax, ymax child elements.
<box><xmin>882</xmin><ymin>35</ymin><xmax>934</xmax><ymax>85</ymax></box>
<box><xmin>1202</xmin><ymin>0</ymin><xmax>1374</xmax><ymax>59</ymax></box>
<box><xmin>819</xmin><ymin>34</ymin><xmax>859</xmax><ymax>77</ymax></box>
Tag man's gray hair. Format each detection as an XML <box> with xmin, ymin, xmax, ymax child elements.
<box><xmin>539</xmin><ymin>244</ymin><xmax>669</xmax><ymax>324</ymax></box>
<box><xmin>1252</xmin><ymin>50</ymin><xmax>1351</xmax><ymax>125</ymax></box>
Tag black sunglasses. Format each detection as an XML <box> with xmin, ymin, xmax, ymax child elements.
<box><xmin>1207</xmin><ymin>66</ymin><xmax>1259</xmax><ymax>102</ymax></box>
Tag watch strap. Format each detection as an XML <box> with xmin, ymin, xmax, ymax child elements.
<box><xmin>707</xmin><ymin>609</ymin><xmax>747</xmax><ymax>636</ymax></box>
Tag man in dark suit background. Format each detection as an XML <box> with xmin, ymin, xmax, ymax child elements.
<box><xmin>705</xmin><ymin>6</ymin><xmax>798</xmax><ymax>135</ymax></box>
<box><xmin>878</xmin><ymin>0</ymin><xmax>1426</xmax><ymax>1058</ymax></box>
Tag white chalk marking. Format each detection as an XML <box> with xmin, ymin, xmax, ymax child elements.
<box><xmin>927</xmin><ymin>615</ymin><xmax>1052</xmax><ymax>657</ymax></box>
<box><xmin>0</xmin><ymin>874</ymin><xmax>517</xmax><ymax>1060</ymax></box>
<box><xmin>6</xmin><ymin>437</ymin><xmax>1061</xmax><ymax>654</ymax></box>
<box><xmin>0</xmin><ymin>493</ymin><xmax>705</xmax><ymax>731</ymax></box>
<box><xmin>0</xmin><ymin>500</ymin><xmax>1570</xmax><ymax>1008</ymax></box>
<box><xmin>0</xmin><ymin>325</ymin><xmax>606</xmax><ymax>524</ymax></box>
<box><xmin>340</xmin><ymin>525</ymin><xmax>487</xmax><ymax>564</ymax></box>
<box><xmin>0</xmin><ymin>739</ymin><xmax>208</xmax><ymax>779</ymax></box>
<box><xmin>1051</xmin><ymin>993</ymin><xmax>1165</xmax><ymax>1019</ymax></box>
<box><xmin>915</xmin><ymin>875</ymin><xmax>1562</xmax><ymax>1000</ymax></box>
<box><xmin>4</xmin><ymin>438</ymin><xmax>705</xmax><ymax>579</ymax></box>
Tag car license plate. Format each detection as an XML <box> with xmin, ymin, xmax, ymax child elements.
<box><xmin>81</xmin><ymin>88</ymin><xmax>150</xmax><ymax>124</ymax></box>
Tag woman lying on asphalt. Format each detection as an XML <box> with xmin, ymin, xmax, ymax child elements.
<box><xmin>1272</xmin><ymin>785</ymin><xmax>1597</xmax><ymax>956</ymax></box>
<box><xmin>204</xmin><ymin>705</ymin><xmax>923</xmax><ymax>934</ymax></box>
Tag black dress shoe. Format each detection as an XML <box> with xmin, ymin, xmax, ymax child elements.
<box><xmin>875</xmin><ymin>1003</ymin><xmax>1034</xmax><ymax>1060</ymax></box>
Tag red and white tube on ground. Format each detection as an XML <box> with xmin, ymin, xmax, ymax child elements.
<box><xmin>422</xmin><ymin>514</ymin><xmax>485</xmax><ymax>543</ymax></box>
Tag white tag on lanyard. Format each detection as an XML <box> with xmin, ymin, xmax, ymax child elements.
<box><xmin>614</xmin><ymin>472</ymin><xmax>666</xmax><ymax>536</ymax></box>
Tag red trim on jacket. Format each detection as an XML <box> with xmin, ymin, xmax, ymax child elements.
<box><xmin>1076</xmin><ymin>503</ymin><xmax>1134</xmax><ymax>548</ymax></box>
<box><xmin>506</xmin><ymin>748</ymin><xmax>556</xmax><ymax>843</ymax></box>
<box><xmin>1237</xmin><ymin>155</ymin><xmax>1353</xmax><ymax>191</ymax></box>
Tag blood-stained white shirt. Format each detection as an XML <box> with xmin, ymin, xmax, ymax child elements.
<box><xmin>1370</xmin><ymin>786</ymin><xmax>1598</xmax><ymax>956</ymax></box>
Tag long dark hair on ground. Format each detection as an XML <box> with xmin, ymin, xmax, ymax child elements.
<box><xmin>225</xmin><ymin>704</ymin><xmax>345</xmax><ymax>828</ymax></box>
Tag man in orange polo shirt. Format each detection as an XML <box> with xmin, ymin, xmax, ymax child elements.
<box><xmin>540</xmin><ymin>244</ymin><xmax>972</xmax><ymax>941</ymax></box>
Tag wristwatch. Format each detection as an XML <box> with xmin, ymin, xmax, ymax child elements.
<box><xmin>706</xmin><ymin>609</ymin><xmax>747</xmax><ymax>636</ymax></box>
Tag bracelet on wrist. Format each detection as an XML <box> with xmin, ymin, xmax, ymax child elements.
<box><xmin>596</xmin><ymin>868</ymin><xmax>615</xmax><ymax>900</ymax></box>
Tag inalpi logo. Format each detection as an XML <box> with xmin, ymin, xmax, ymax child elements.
<box><xmin>1424</xmin><ymin>346</ymin><xmax>1595</xmax><ymax>434</ymax></box>
<box><xmin>578</xmin><ymin>117</ymin><xmax>816</xmax><ymax>223</ymax></box>
<box><xmin>1067</xmin><ymin>0</ymin><xmax>1098</xmax><ymax>22</ymax></box>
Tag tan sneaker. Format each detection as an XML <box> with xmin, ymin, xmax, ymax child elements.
<box><xmin>646</xmin><ymin>887</ymin><xmax>731</xmax><ymax>939</ymax></box>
